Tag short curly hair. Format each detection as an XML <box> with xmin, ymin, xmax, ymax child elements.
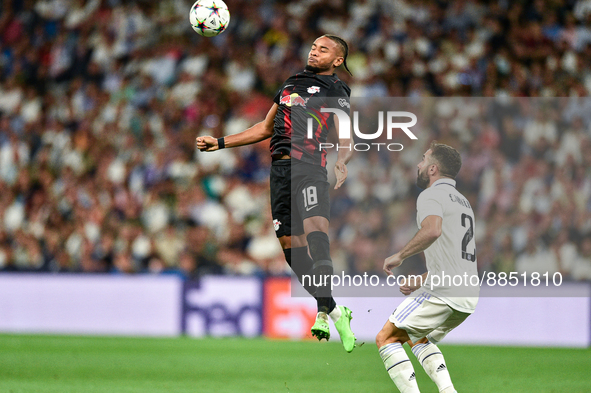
<box><xmin>429</xmin><ymin>141</ymin><xmax>462</xmax><ymax>179</ymax></box>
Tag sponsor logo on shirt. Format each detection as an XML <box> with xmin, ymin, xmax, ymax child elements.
<box><xmin>273</xmin><ymin>219</ymin><xmax>282</xmax><ymax>231</ymax></box>
<box><xmin>279</xmin><ymin>93</ymin><xmax>309</xmax><ymax>107</ymax></box>
<box><xmin>338</xmin><ymin>98</ymin><xmax>350</xmax><ymax>108</ymax></box>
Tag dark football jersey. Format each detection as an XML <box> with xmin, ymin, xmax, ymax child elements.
<box><xmin>270</xmin><ymin>71</ymin><xmax>351</xmax><ymax>167</ymax></box>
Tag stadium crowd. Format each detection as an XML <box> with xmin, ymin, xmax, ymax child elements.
<box><xmin>0</xmin><ymin>0</ymin><xmax>590</xmax><ymax>281</ymax></box>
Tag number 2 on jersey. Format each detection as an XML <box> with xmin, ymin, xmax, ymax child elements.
<box><xmin>461</xmin><ymin>213</ymin><xmax>476</xmax><ymax>262</ymax></box>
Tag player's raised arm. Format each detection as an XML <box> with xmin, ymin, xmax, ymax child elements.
<box><xmin>196</xmin><ymin>104</ymin><xmax>278</xmax><ymax>152</ymax></box>
<box><xmin>333</xmin><ymin>113</ymin><xmax>353</xmax><ymax>190</ymax></box>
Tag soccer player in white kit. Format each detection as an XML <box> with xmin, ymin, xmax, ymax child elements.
<box><xmin>376</xmin><ymin>142</ymin><xmax>479</xmax><ymax>393</ymax></box>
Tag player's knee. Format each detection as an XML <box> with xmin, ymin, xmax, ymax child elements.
<box><xmin>375</xmin><ymin>332</ymin><xmax>384</xmax><ymax>348</ymax></box>
<box><xmin>291</xmin><ymin>234</ymin><xmax>307</xmax><ymax>248</ymax></box>
<box><xmin>375</xmin><ymin>328</ymin><xmax>391</xmax><ymax>348</ymax></box>
<box><xmin>376</xmin><ymin>324</ymin><xmax>405</xmax><ymax>348</ymax></box>
<box><xmin>303</xmin><ymin>216</ymin><xmax>329</xmax><ymax>234</ymax></box>
<box><xmin>278</xmin><ymin>236</ymin><xmax>291</xmax><ymax>249</ymax></box>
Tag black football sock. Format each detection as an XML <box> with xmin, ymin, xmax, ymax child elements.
<box><xmin>286</xmin><ymin>247</ymin><xmax>316</xmax><ymax>297</ymax></box>
<box><xmin>306</xmin><ymin>231</ymin><xmax>336</xmax><ymax>314</ymax></box>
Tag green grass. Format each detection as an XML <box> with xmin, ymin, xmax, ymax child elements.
<box><xmin>0</xmin><ymin>335</ymin><xmax>589</xmax><ymax>392</ymax></box>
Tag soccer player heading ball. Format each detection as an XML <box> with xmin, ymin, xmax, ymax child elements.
<box><xmin>196</xmin><ymin>35</ymin><xmax>356</xmax><ymax>352</ymax></box>
<box><xmin>377</xmin><ymin>142</ymin><xmax>480</xmax><ymax>393</ymax></box>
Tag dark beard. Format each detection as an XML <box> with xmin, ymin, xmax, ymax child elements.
<box><xmin>416</xmin><ymin>169</ymin><xmax>429</xmax><ymax>189</ymax></box>
<box><xmin>305</xmin><ymin>64</ymin><xmax>330</xmax><ymax>74</ymax></box>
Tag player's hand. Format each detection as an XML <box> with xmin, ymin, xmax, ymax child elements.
<box><xmin>196</xmin><ymin>136</ymin><xmax>219</xmax><ymax>152</ymax></box>
<box><xmin>399</xmin><ymin>275</ymin><xmax>422</xmax><ymax>296</ymax></box>
<box><xmin>334</xmin><ymin>161</ymin><xmax>348</xmax><ymax>190</ymax></box>
<box><xmin>383</xmin><ymin>253</ymin><xmax>403</xmax><ymax>276</ymax></box>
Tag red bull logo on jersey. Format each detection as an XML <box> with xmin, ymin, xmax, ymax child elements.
<box><xmin>279</xmin><ymin>93</ymin><xmax>309</xmax><ymax>107</ymax></box>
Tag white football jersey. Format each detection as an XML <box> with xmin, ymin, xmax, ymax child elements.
<box><xmin>416</xmin><ymin>178</ymin><xmax>479</xmax><ymax>313</ymax></box>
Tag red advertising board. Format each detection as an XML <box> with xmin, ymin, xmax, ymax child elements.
<box><xmin>263</xmin><ymin>277</ymin><xmax>317</xmax><ymax>339</ymax></box>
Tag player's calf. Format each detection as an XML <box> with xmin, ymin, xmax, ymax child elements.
<box><xmin>411</xmin><ymin>340</ymin><xmax>456</xmax><ymax>393</ymax></box>
<box><xmin>378</xmin><ymin>342</ymin><xmax>420</xmax><ymax>393</ymax></box>
<box><xmin>376</xmin><ymin>321</ymin><xmax>420</xmax><ymax>393</ymax></box>
<box><xmin>286</xmin><ymin>247</ymin><xmax>317</xmax><ymax>296</ymax></box>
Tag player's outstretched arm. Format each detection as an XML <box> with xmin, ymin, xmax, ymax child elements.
<box><xmin>196</xmin><ymin>104</ymin><xmax>278</xmax><ymax>152</ymax></box>
<box><xmin>333</xmin><ymin>114</ymin><xmax>352</xmax><ymax>189</ymax></box>
<box><xmin>383</xmin><ymin>215</ymin><xmax>442</xmax><ymax>275</ymax></box>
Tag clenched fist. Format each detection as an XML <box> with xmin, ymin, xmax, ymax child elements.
<box><xmin>196</xmin><ymin>136</ymin><xmax>218</xmax><ymax>152</ymax></box>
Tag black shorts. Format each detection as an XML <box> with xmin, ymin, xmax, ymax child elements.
<box><xmin>270</xmin><ymin>159</ymin><xmax>330</xmax><ymax>238</ymax></box>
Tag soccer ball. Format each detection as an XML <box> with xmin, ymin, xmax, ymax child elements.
<box><xmin>189</xmin><ymin>0</ymin><xmax>230</xmax><ymax>37</ymax></box>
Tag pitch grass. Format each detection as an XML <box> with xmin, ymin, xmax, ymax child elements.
<box><xmin>0</xmin><ymin>335</ymin><xmax>589</xmax><ymax>393</ymax></box>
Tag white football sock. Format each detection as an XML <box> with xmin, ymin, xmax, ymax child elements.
<box><xmin>412</xmin><ymin>341</ymin><xmax>454</xmax><ymax>393</ymax></box>
<box><xmin>316</xmin><ymin>312</ymin><xmax>328</xmax><ymax>322</ymax></box>
<box><xmin>379</xmin><ymin>343</ymin><xmax>421</xmax><ymax>393</ymax></box>
<box><xmin>328</xmin><ymin>305</ymin><xmax>342</xmax><ymax>323</ymax></box>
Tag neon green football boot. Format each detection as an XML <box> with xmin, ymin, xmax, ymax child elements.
<box><xmin>333</xmin><ymin>305</ymin><xmax>356</xmax><ymax>353</ymax></box>
<box><xmin>311</xmin><ymin>312</ymin><xmax>330</xmax><ymax>341</ymax></box>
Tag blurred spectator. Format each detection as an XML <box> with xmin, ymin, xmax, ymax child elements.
<box><xmin>571</xmin><ymin>237</ymin><xmax>591</xmax><ymax>280</ymax></box>
<box><xmin>0</xmin><ymin>0</ymin><xmax>590</xmax><ymax>283</ymax></box>
<box><xmin>515</xmin><ymin>234</ymin><xmax>559</xmax><ymax>277</ymax></box>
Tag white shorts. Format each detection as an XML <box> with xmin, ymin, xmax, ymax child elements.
<box><xmin>389</xmin><ymin>291</ymin><xmax>471</xmax><ymax>344</ymax></box>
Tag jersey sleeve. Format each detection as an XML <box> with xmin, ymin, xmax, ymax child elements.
<box><xmin>416</xmin><ymin>190</ymin><xmax>444</xmax><ymax>226</ymax></box>
<box><xmin>273</xmin><ymin>86</ymin><xmax>283</xmax><ymax>104</ymax></box>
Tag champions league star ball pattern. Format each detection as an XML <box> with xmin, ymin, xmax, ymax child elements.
<box><xmin>190</xmin><ymin>0</ymin><xmax>230</xmax><ymax>37</ymax></box>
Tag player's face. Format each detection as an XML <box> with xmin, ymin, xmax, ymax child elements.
<box><xmin>305</xmin><ymin>37</ymin><xmax>343</xmax><ymax>74</ymax></box>
<box><xmin>417</xmin><ymin>149</ymin><xmax>435</xmax><ymax>189</ymax></box>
